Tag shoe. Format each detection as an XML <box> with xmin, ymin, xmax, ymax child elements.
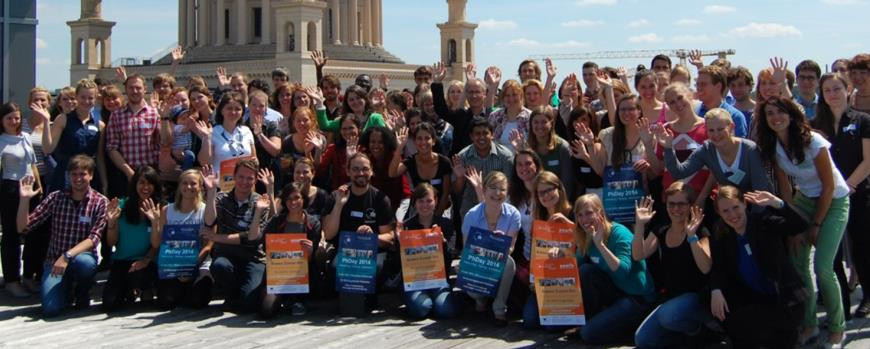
<box><xmin>5</xmin><ymin>282</ymin><xmax>31</xmax><ymax>298</ymax></box>
<box><xmin>855</xmin><ymin>301</ymin><xmax>870</xmax><ymax>318</ymax></box>
<box><xmin>493</xmin><ymin>316</ymin><xmax>508</xmax><ymax>327</ymax></box>
<box><xmin>290</xmin><ymin>302</ymin><xmax>306</xmax><ymax>316</ymax></box>
<box><xmin>824</xmin><ymin>332</ymin><xmax>846</xmax><ymax>349</ymax></box>
<box><xmin>74</xmin><ymin>297</ymin><xmax>91</xmax><ymax>310</ymax></box>
<box><xmin>22</xmin><ymin>279</ymin><xmax>40</xmax><ymax>293</ymax></box>
<box><xmin>798</xmin><ymin>326</ymin><xmax>819</xmax><ymax>346</ymax></box>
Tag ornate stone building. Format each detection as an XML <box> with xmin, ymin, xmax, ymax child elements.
<box><xmin>68</xmin><ymin>0</ymin><xmax>476</xmax><ymax>90</ymax></box>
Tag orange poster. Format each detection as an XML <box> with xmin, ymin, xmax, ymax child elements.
<box><xmin>398</xmin><ymin>228</ymin><xmax>448</xmax><ymax>291</ymax></box>
<box><xmin>530</xmin><ymin>220</ymin><xmax>576</xmax><ymax>283</ymax></box>
<box><xmin>265</xmin><ymin>233</ymin><xmax>309</xmax><ymax>294</ymax></box>
<box><xmin>533</xmin><ymin>257</ymin><xmax>585</xmax><ymax>326</ymax></box>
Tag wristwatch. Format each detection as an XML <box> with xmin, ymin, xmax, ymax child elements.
<box><xmin>63</xmin><ymin>251</ymin><xmax>74</xmax><ymax>260</ymax></box>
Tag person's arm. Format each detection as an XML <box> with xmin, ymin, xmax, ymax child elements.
<box><xmin>203</xmin><ymin>171</ymin><xmax>218</xmax><ymax>226</ymax></box>
<box><xmin>323</xmin><ymin>186</ymin><xmax>349</xmax><ymax>241</ymax></box>
<box><xmin>773</xmin><ymin>165</ymin><xmax>793</xmax><ymax>204</ymax></box>
<box><xmin>160</xmin><ymin>117</ymin><xmax>174</xmax><ymax>147</ymax></box>
<box><xmin>310</xmin><ymin>50</ymin><xmax>328</xmax><ymax>86</ymax></box>
<box><xmin>731</xmin><ymin>109</ymin><xmax>748</xmax><ymax>138</ymax></box>
<box><xmin>483</xmin><ymin>66</ymin><xmax>501</xmax><ymax>110</ymax></box>
<box><xmin>151</xmin><ymin>206</ymin><xmax>168</xmax><ymax>248</ymax></box>
<box><xmin>770</xmin><ymin>57</ymin><xmax>793</xmax><ymax>99</ymax></box>
<box><xmin>436</xmin><ymin>174</ymin><xmax>451</xmax><ymax>217</ymax></box>
<box><xmin>747</xmin><ymin>144</ymin><xmax>774</xmax><ymax>192</ymax></box>
<box><xmin>543</xmin><ymin>58</ymin><xmax>557</xmax><ymax>103</ymax></box>
<box><xmin>595</xmin><ymin>231</ymin><xmax>628</xmax><ymax>274</ymax></box>
<box><xmin>602</xmin><ymin>80</ymin><xmax>617</xmax><ymax>127</ymax></box>
<box><xmin>42</xmin><ymin>113</ymin><xmax>65</xmax><ymax>154</ymax></box>
<box><xmin>377</xmin><ymin>224</ymin><xmax>394</xmax><ymax>248</ymax></box>
<box><xmin>247</xmin><ymin>196</ymin><xmax>271</xmax><ymax>241</ymax></box>
<box><xmin>17</xmin><ymin>177</ymin><xmax>49</xmax><ymax>234</ymax></box>
<box><xmin>663</xmin><ymin>144</ymin><xmax>707</xmax><ymax>179</ymax></box>
<box><xmin>388</xmin><ymin>149</ymin><xmax>407</xmax><ymax>178</ymax></box>
<box><xmin>806</xmin><ymin>149</ymin><xmax>837</xmax><ymax>243</ymax></box>
<box><xmin>846</xmin><ymin>138</ymin><xmax>870</xmax><ymax>191</ymax></box>
<box><xmin>315</xmin><ymin>107</ymin><xmax>339</xmax><ymax>132</ymax></box>
<box><xmin>194</xmin><ymin>122</ymin><xmax>213</xmax><ymax>167</ymax></box>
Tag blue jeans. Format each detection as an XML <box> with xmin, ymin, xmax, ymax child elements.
<box><xmin>41</xmin><ymin>252</ymin><xmax>97</xmax><ymax>317</ymax></box>
<box><xmin>579</xmin><ymin>263</ymin><xmax>653</xmax><ymax>345</ymax></box>
<box><xmin>634</xmin><ymin>292</ymin><xmax>708</xmax><ymax>349</ymax></box>
<box><xmin>404</xmin><ymin>287</ymin><xmax>457</xmax><ymax>319</ymax></box>
<box><xmin>210</xmin><ymin>256</ymin><xmax>265</xmax><ymax>313</ymax></box>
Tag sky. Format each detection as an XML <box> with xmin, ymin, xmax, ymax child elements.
<box><xmin>35</xmin><ymin>0</ymin><xmax>870</xmax><ymax>90</ymax></box>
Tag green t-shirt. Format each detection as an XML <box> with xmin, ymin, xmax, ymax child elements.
<box><xmin>316</xmin><ymin>107</ymin><xmax>386</xmax><ymax>133</ymax></box>
<box><xmin>113</xmin><ymin>197</ymin><xmax>153</xmax><ymax>261</ymax></box>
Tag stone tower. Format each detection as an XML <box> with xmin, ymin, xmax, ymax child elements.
<box><xmin>436</xmin><ymin>0</ymin><xmax>476</xmax><ymax>82</ymax></box>
<box><xmin>68</xmin><ymin>0</ymin><xmax>115</xmax><ymax>83</ymax></box>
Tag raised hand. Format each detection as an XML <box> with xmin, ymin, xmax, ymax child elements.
<box><xmin>305</xmin><ymin>86</ymin><xmax>324</xmax><ymax>107</ymax></box>
<box><xmin>191</xmin><ymin>120</ymin><xmax>212</xmax><ymax>139</ymax></box>
<box><xmin>334</xmin><ymin>185</ymin><xmax>350</xmax><ymax>206</ymax></box>
<box><xmin>250</xmin><ymin>111</ymin><xmax>264</xmax><ymax>135</ymax></box>
<box><xmin>654</xmin><ymin>124</ymin><xmax>675</xmax><ymax>149</ymax></box>
<box><xmin>616</xmin><ymin>67</ymin><xmax>629</xmax><ymax>81</ymax></box>
<box><xmin>386</xmin><ymin>109</ymin><xmax>405</xmax><ymax>131</ymax></box>
<box><xmin>201</xmin><ymin>165</ymin><xmax>218</xmax><ymax>191</ymax></box>
<box><xmin>686</xmin><ymin>205</ymin><xmax>705</xmax><ymax>237</ymax></box>
<box><xmin>139</xmin><ymin>198</ymin><xmax>160</xmax><ymax>222</ymax></box>
<box><xmin>744</xmin><ymin>191</ymin><xmax>783</xmax><ymax>208</ymax></box>
<box><xmin>770</xmin><ymin>57</ymin><xmax>789</xmax><ymax>85</ymax></box>
<box><xmin>30</xmin><ymin>102</ymin><xmax>51</xmax><ymax>123</ymax></box>
<box><xmin>689</xmin><ymin>49</ymin><xmax>704</xmax><ymax>69</ymax></box>
<box><xmin>310</xmin><ymin>50</ymin><xmax>328</xmax><ymax>68</ymax></box>
<box><xmin>465</xmin><ymin>166</ymin><xmax>483</xmax><ymax>192</ymax></box>
<box><xmin>484</xmin><ymin>66</ymin><xmax>502</xmax><ymax>88</ymax></box>
<box><xmin>569</xmin><ymin>139</ymin><xmax>591</xmax><ymax>161</ymax></box>
<box><xmin>596</xmin><ymin>70</ymin><xmax>613</xmax><ymax>88</ymax></box>
<box><xmin>636</xmin><ymin>116</ymin><xmax>654</xmax><ymax>145</ymax></box>
<box><xmin>465</xmin><ymin>63</ymin><xmax>477</xmax><ymax>81</ymax></box>
<box><xmin>170</xmin><ymin>45</ymin><xmax>186</xmax><ymax>62</ymax></box>
<box><xmin>633</xmin><ymin>159</ymin><xmax>651</xmax><ymax>173</ymax></box>
<box><xmin>590</xmin><ymin>217</ymin><xmax>605</xmax><ymax>246</ymax></box>
<box><xmin>451</xmin><ymin>154</ymin><xmax>466</xmax><ymax>179</ymax></box>
<box><xmin>304</xmin><ymin>131</ymin><xmax>323</xmax><ymax>154</ymax></box>
<box><xmin>395</xmin><ymin>126</ymin><xmax>409</xmax><ymax>150</ymax></box>
<box><xmin>509</xmin><ymin>128</ymin><xmax>526</xmax><ymax>150</ymax></box>
<box><xmin>156</xmin><ymin>99</ymin><xmax>172</xmax><ymax>118</ymax></box>
<box><xmin>216</xmin><ymin>66</ymin><xmax>230</xmax><ymax>88</ymax></box>
<box><xmin>107</xmin><ymin>197</ymin><xmax>121</xmax><ymax>223</ymax></box>
<box><xmin>19</xmin><ymin>175</ymin><xmax>39</xmax><ymax>199</ymax></box>
<box><xmin>345</xmin><ymin>135</ymin><xmax>359</xmax><ymax>158</ymax></box>
<box><xmin>377</xmin><ymin>73</ymin><xmax>390</xmax><ymax>90</ymax></box>
<box><xmin>635</xmin><ymin>196</ymin><xmax>656</xmax><ymax>225</ymax></box>
<box><xmin>257</xmin><ymin>168</ymin><xmax>275</xmax><ymax>188</ymax></box>
<box><xmin>115</xmin><ymin>66</ymin><xmax>128</xmax><ymax>82</ymax></box>
<box><xmin>432</xmin><ymin>62</ymin><xmax>447</xmax><ymax>83</ymax></box>
<box><xmin>545</xmin><ymin>57</ymin><xmax>557</xmax><ymax>79</ymax></box>
<box><xmin>254</xmin><ymin>194</ymin><xmax>272</xmax><ymax>212</ymax></box>
<box><xmin>574</xmin><ymin>121</ymin><xmax>595</xmax><ymax>146</ymax></box>
<box><xmin>149</xmin><ymin>93</ymin><xmax>160</xmax><ymax>108</ymax></box>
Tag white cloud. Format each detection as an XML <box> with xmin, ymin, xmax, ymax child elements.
<box><xmin>561</xmin><ymin>20</ymin><xmax>605</xmax><ymax>27</ymax></box>
<box><xmin>675</xmin><ymin>19</ymin><xmax>701</xmax><ymax>26</ymax></box>
<box><xmin>575</xmin><ymin>0</ymin><xmax>617</xmax><ymax>6</ymax></box>
<box><xmin>628</xmin><ymin>19</ymin><xmax>649</xmax><ymax>27</ymax></box>
<box><xmin>822</xmin><ymin>0</ymin><xmax>865</xmax><ymax>4</ymax></box>
<box><xmin>553</xmin><ymin>40</ymin><xmax>590</xmax><ymax>48</ymax></box>
<box><xmin>704</xmin><ymin>5</ymin><xmax>736</xmax><ymax>14</ymax></box>
<box><xmin>36</xmin><ymin>38</ymin><xmax>47</xmax><ymax>49</ymax></box>
<box><xmin>671</xmin><ymin>34</ymin><xmax>711</xmax><ymax>43</ymax></box>
<box><xmin>628</xmin><ymin>33</ymin><xmax>663</xmax><ymax>43</ymax></box>
<box><xmin>478</xmin><ymin>19</ymin><xmax>517</xmax><ymax>30</ymax></box>
<box><xmin>507</xmin><ymin>38</ymin><xmax>541</xmax><ymax>48</ymax></box>
<box><xmin>727</xmin><ymin>23</ymin><xmax>802</xmax><ymax>38</ymax></box>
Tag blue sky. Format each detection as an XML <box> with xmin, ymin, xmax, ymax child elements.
<box><xmin>35</xmin><ymin>0</ymin><xmax>869</xmax><ymax>90</ymax></box>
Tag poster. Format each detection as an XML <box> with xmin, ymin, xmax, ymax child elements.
<box><xmin>266</xmin><ymin>233</ymin><xmax>309</xmax><ymax>294</ymax></box>
<box><xmin>157</xmin><ymin>224</ymin><xmax>201</xmax><ymax>279</ymax></box>
<box><xmin>456</xmin><ymin>227</ymin><xmax>513</xmax><ymax>297</ymax></box>
<box><xmin>399</xmin><ymin>228</ymin><xmax>448</xmax><ymax>292</ymax></box>
<box><xmin>603</xmin><ymin>164</ymin><xmax>645</xmax><ymax>224</ymax></box>
<box><xmin>530</xmin><ymin>220</ymin><xmax>576</xmax><ymax>283</ymax></box>
<box><xmin>534</xmin><ymin>257</ymin><xmax>585</xmax><ymax>326</ymax></box>
<box><xmin>335</xmin><ymin>230</ymin><xmax>378</xmax><ymax>294</ymax></box>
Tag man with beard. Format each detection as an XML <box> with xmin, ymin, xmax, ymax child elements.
<box><xmin>17</xmin><ymin>155</ymin><xmax>108</xmax><ymax>317</ymax></box>
<box><xmin>320</xmin><ymin>75</ymin><xmax>343</xmax><ymax>121</ymax></box>
<box><xmin>106</xmin><ymin>74</ymin><xmax>161</xmax><ymax>198</ymax></box>
<box><xmin>323</xmin><ymin>153</ymin><xmax>394</xmax><ymax>316</ymax></box>
<box><xmin>202</xmin><ymin>158</ymin><xmax>273</xmax><ymax>313</ymax></box>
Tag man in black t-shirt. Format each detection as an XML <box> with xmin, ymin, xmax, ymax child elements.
<box><xmin>323</xmin><ymin>153</ymin><xmax>394</xmax><ymax>316</ymax></box>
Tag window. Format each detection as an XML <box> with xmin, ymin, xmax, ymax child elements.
<box><xmin>253</xmin><ymin>7</ymin><xmax>262</xmax><ymax>37</ymax></box>
<box><xmin>224</xmin><ymin>9</ymin><xmax>230</xmax><ymax>39</ymax></box>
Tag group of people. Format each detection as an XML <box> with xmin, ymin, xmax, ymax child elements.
<box><xmin>2</xmin><ymin>48</ymin><xmax>869</xmax><ymax>348</ymax></box>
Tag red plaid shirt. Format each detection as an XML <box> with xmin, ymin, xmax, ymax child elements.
<box><xmin>25</xmin><ymin>188</ymin><xmax>108</xmax><ymax>264</ymax></box>
<box><xmin>107</xmin><ymin>103</ymin><xmax>161</xmax><ymax>167</ymax></box>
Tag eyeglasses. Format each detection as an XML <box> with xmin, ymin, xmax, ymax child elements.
<box><xmin>666</xmin><ymin>201</ymin><xmax>690</xmax><ymax>208</ymax></box>
<box><xmin>349</xmin><ymin>167</ymin><xmax>371</xmax><ymax>174</ymax></box>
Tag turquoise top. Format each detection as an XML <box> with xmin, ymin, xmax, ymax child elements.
<box><xmin>113</xmin><ymin>197</ymin><xmax>153</xmax><ymax>261</ymax></box>
<box><xmin>577</xmin><ymin>222</ymin><xmax>655</xmax><ymax>300</ymax></box>
<box><xmin>316</xmin><ymin>107</ymin><xmax>386</xmax><ymax>133</ymax></box>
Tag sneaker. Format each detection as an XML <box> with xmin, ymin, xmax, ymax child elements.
<box><xmin>824</xmin><ymin>332</ymin><xmax>846</xmax><ymax>349</ymax></box>
<box><xmin>5</xmin><ymin>282</ymin><xmax>31</xmax><ymax>298</ymax></box>
<box><xmin>854</xmin><ymin>301</ymin><xmax>870</xmax><ymax>318</ymax></box>
<box><xmin>290</xmin><ymin>302</ymin><xmax>306</xmax><ymax>316</ymax></box>
<box><xmin>22</xmin><ymin>279</ymin><xmax>40</xmax><ymax>293</ymax></box>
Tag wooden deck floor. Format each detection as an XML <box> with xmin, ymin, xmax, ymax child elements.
<box><xmin>1</xmin><ymin>272</ymin><xmax>869</xmax><ymax>348</ymax></box>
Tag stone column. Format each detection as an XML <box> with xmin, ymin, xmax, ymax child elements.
<box><xmin>186</xmin><ymin>0</ymin><xmax>196</xmax><ymax>47</ymax></box>
<box><xmin>179</xmin><ymin>0</ymin><xmax>187</xmax><ymax>47</ymax></box>
<box><xmin>197</xmin><ymin>0</ymin><xmax>210</xmax><ymax>46</ymax></box>
<box><xmin>236</xmin><ymin>0</ymin><xmax>248</xmax><ymax>45</ymax></box>
<box><xmin>362</xmin><ymin>0</ymin><xmax>371</xmax><ymax>46</ymax></box>
<box><xmin>329</xmin><ymin>0</ymin><xmax>340</xmax><ymax>44</ymax></box>
<box><xmin>372</xmin><ymin>0</ymin><xmax>381</xmax><ymax>47</ymax></box>
<box><xmin>216</xmin><ymin>0</ymin><xmax>226</xmax><ymax>45</ymax></box>
<box><xmin>261</xmin><ymin>0</ymin><xmax>271</xmax><ymax>44</ymax></box>
<box><xmin>348</xmin><ymin>0</ymin><xmax>358</xmax><ymax>45</ymax></box>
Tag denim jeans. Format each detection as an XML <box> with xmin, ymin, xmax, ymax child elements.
<box><xmin>210</xmin><ymin>256</ymin><xmax>265</xmax><ymax>313</ymax></box>
<box><xmin>41</xmin><ymin>252</ymin><xmax>97</xmax><ymax>317</ymax></box>
<box><xmin>579</xmin><ymin>263</ymin><xmax>654</xmax><ymax>345</ymax></box>
<box><xmin>404</xmin><ymin>287</ymin><xmax>457</xmax><ymax>319</ymax></box>
<box><xmin>634</xmin><ymin>292</ymin><xmax>709</xmax><ymax>348</ymax></box>
<box><xmin>467</xmin><ymin>256</ymin><xmax>516</xmax><ymax>317</ymax></box>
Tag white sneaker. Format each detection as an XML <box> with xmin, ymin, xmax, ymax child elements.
<box><xmin>824</xmin><ymin>332</ymin><xmax>846</xmax><ymax>349</ymax></box>
<box><xmin>6</xmin><ymin>282</ymin><xmax>31</xmax><ymax>298</ymax></box>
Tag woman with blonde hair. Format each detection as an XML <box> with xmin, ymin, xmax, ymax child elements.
<box><xmin>568</xmin><ymin>193</ymin><xmax>655</xmax><ymax>345</ymax></box>
<box><xmin>446</xmin><ymin>80</ymin><xmax>466</xmax><ymax>111</ymax></box>
<box><xmin>49</xmin><ymin>86</ymin><xmax>76</xmax><ymax>119</ymax></box>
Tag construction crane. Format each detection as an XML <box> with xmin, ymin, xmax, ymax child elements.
<box><xmin>529</xmin><ymin>49</ymin><xmax>736</xmax><ymax>68</ymax></box>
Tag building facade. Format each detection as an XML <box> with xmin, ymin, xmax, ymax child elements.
<box><xmin>2</xmin><ymin>0</ymin><xmax>37</xmax><ymax>106</ymax></box>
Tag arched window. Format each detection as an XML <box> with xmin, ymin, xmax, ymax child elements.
<box><xmin>465</xmin><ymin>39</ymin><xmax>472</xmax><ymax>62</ymax></box>
<box><xmin>77</xmin><ymin>38</ymin><xmax>85</xmax><ymax>65</ymax></box>
<box><xmin>95</xmin><ymin>39</ymin><xmax>103</xmax><ymax>66</ymax></box>
<box><xmin>447</xmin><ymin>39</ymin><xmax>456</xmax><ymax>65</ymax></box>
<box><xmin>286</xmin><ymin>22</ymin><xmax>295</xmax><ymax>52</ymax></box>
<box><xmin>307</xmin><ymin>21</ymin><xmax>317</xmax><ymax>52</ymax></box>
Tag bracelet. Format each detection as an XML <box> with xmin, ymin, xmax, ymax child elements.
<box><xmin>687</xmin><ymin>235</ymin><xmax>700</xmax><ymax>244</ymax></box>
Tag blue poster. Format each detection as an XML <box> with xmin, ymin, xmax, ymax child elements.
<box><xmin>157</xmin><ymin>224</ymin><xmax>201</xmax><ymax>279</ymax></box>
<box><xmin>456</xmin><ymin>227</ymin><xmax>513</xmax><ymax>297</ymax></box>
<box><xmin>603</xmin><ymin>165</ymin><xmax>644</xmax><ymax>224</ymax></box>
<box><xmin>335</xmin><ymin>231</ymin><xmax>378</xmax><ymax>294</ymax></box>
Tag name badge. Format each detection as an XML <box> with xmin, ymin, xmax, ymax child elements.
<box><xmin>547</xmin><ymin>159</ymin><xmax>559</xmax><ymax>166</ymax></box>
<box><xmin>687</xmin><ymin>142</ymin><xmax>700</xmax><ymax>150</ymax></box>
<box><xmin>590</xmin><ymin>256</ymin><xmax>600</xmax><ymax>264</ymax></box>
<box><xmin>87</xmin><ymin>124</ymin><xmax>99</xmax><ymax>132</ymax></box>
<box><xmin>430</xmin><ymin>178</ymin><xmax>443</xmax><ymax>185</ymax></box>
<box><xmin>79</xmin><ymin>216</ymin><xmax>91</xmax><ymax>224</ymax></box>
<box><xmin>580</xmin><ymin>167</ymin><xmax>592</xmax><ymax>173</ymax></box>
<box><xmin>727</xmin><ymin>168</ymin><xmax>746</xmax><ymax>184</ymax></box>
<box><xmin>744</xmin><ymin>244</ymin><xmax>752</xmax><ymax>256</ymax></box>
<box><xmin>350</xmin><ymin>211</ymin><xmax>364</xmax><ymax>218</ymax></box>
